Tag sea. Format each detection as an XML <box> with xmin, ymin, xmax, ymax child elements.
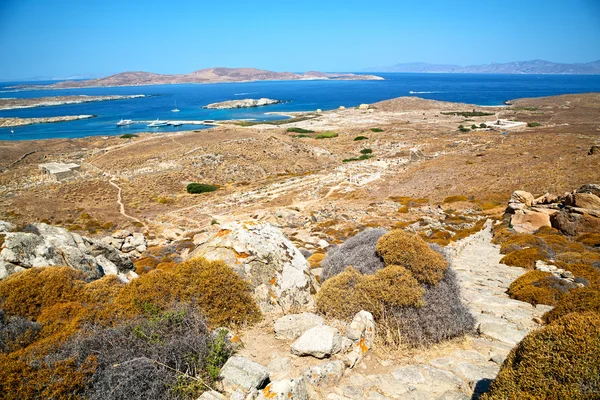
<box><xmin>1</xmin><ymin>73</ymin><xmax>600</xmax><ymax>141</ymax></box>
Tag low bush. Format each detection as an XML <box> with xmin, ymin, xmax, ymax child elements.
<box><xmin>481</xmin><ymin>312</ymin><xmax>600</xmax><ymax>400</ymax></box>
<box><xmin>397</xmin><ymin>205</ymin><xmax>409</xmax><ymax>213</ymax></box>
<box><xmin>576</xmin><ymin>232</ymin><xmax>600</xmax><ymax>247</ymax></box>
<box><xmin>360</xmin><ymin>148</ymin><xmax>373</xmax><ymax>155</ymax></box>
<box><xmin>543</xmin><ymin>287</ymin><xmax>600</xmax><ymax>323</ymax></box>
<box><xmin>471</xmin><ymin>124</ymin><xmax>478</xmax><ymax>129</ymax></box>
<box><xmin>500</xmin><ymin>248</ymin><xmax>546</xmax><ymax>269</ymax></box>
<box><xmin>375</xmin><ymin>230</ymin><xmax>448</xmax><ymax>285</ymax></box>
<box><xmin>321</xmin><ymin>229</ymin><xmax>387</xmax><ymax>281</ymax></box>
<box><xmin>527</xmin><ymin>121</ymin><xmax>542</xmax><ymax>127</ymax></box>
<box><xmin>315</xmin><ymin>132</ymin><xmax>338</xmax><ymax>139</ymax></box>
<box><xmin>479</xmin><ymin>123</ymin><xmax>487</xmax><ymax>128</ymax></box>
<box><xmin>499</xmin><ymin>234</ymin><xmax>547</xmax><ymax>255</ymax></box>
<box><xmin>120</xmin><ymin>134</ymin><xmax>138</xmax><ymax>139</ymax></box>
<box><xmin>286</xmin><ymin>127</ymin><xmax>314</xmax><ymax>134</ymax></box>
<box><xmin>370</xmin><ymin>128</ymin><xmax>384</xmax><ymax>132</ymax></box>
<box><xmin>353</xmin><ymin>136</ymin><xmax>368</xmax><ymax>141</ymax></box>
<box><xmin>0</xmin><ymin>311</ymin><xmax>41</xmax><ymax>353</ymax></box>
<box><xmin>115</xmin><ymin>258</ymin><xmax>262</xmax><ymax>328</ymax></box>
<box><xmin>442</xmin><ymin>195</ymin><xmax>469</xmax><ymax>203</ymax></box>
<box><xmin>186</xmin><ymin>183</ymin><xmax>218</xmax><ymax>194</ymax></box>
<box><xmin>359</xmin><ymin>154</ymin><xmax>372</xmax><ymax>160</ymax></box>
<box><xmin>507</xmin><ymin>270</ymin><xmax>576</xmax><ymax>306</ymax></box>
<box><xmin>342</xmin><ymin>157</ymin><xmax>360</xmax><ymax>163</ymax></box>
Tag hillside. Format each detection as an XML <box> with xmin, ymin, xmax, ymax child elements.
<box><xmin>366</xmin><ymin>59</ymin><xmax>600</xmax><ymax>74</ymax></box>
<box><xmin>21</xmin><ymin>68</ymin><xmax>383</xmax><ymax>89</ymax></box>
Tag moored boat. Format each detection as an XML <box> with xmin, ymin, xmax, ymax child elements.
<box><xmin>116</xmin><ymin>119</ymin><xmax>134</xmax><ymax>126</ymax></box>
<box><xmin>147</xmin><ymin>119</ymin><xmax>170</xmax><ymax>127</ymax></box>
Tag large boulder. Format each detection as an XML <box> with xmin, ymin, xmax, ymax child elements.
<box><xmin>0</xmin><ymin>222</ymin><xmax>135</xmax><ymax>281</ymax></box>
<box><xmin>577</xmin><ymin>183</ymin><xmax>600</xmax><ymax>197</ymax></box>
<box><xmin>191</xmin><ymin>221</ymin><xmax>316</xmax><ymax>312</ymax></box>
<box><xmin>506</xmin><ymin>191</ymin><xmax>534</xmax><ymax>213</ymax></box>
<box><xmin>274</xmin><ymin>312</ymin><xmax>324</xmax><ymax>340</ymax></box>
<box><xmin>510</xmin><ymin>209</ymin><xmax>551</xmax><ymax>233</ymax></box>
<box><xmin>291</xmin><ymin>325</ymin><xmax>343</xmax><ymax>358</ymax></box>
<box><xmin>551</xmin><ymin>208</ymin><xmax>600</xmax><ymax>236</ymax></box>
<box><xmin>565</xmin><ymin>192</ymin><xmax>600</xmax><ymax>211</ymax></box>
<box><xmin>219</xmin><ymin>356</ymin><xmax>269</xmax><ymax>392</ymax></box>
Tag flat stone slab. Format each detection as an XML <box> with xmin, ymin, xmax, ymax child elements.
<box><xmin>219</xmin><ymin>356</ymin><xmax>269</xmax><ymax>392</ymax></box>
<box><xmin>291</xmin><ymin>325</ymin><xmax>342</xmax><ymax>358</ymax></box>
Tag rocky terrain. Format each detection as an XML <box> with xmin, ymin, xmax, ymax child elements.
<box><xmin>16</xmin><ymin>68</ymin><xmax>383</xmax><ymax>89</ymax></box>
<box><xmin>0</xmin><ymin>114</ymin><xmax>95</xmax><ymax>127</ymax></box>
<box><xmin>204</xmin><ymin>98</ymin><xmax>284</xmax><ymax>109</ymax></box>
<box><xmin>0</xmin><ymin>94</ymin><xmax>145</xmax><ymax>110</ymax></box>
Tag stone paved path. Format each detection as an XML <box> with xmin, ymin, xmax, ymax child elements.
<box><xmin>319</xmin><ymin>223</ymin><xmax>553</xmax><ymax>400</ymax></box>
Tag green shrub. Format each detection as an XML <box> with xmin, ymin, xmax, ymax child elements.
<box><xmin>359</xmin><ymin>154</ymin><xmax>373</xmax><ymax>160</ymax></box>
<box><xmin>459</xmin><ymin>127</ymin><xmax>470</xmax><ymax>132</ymax></box>
<box><xmin>375</xmin><ymin>230</ymin><xmax>448</xmax><ymax>285</ymax></box>
<box><xmin>286</xmin><ymin>127</ymin><xmax>314</xmax><ymax>134</ymax></box>
<box><xmin>120</xmin><ymin>134</ymin><xmax>138</xmax><ymax>139</ymax></box>
<box><xmin>370</xmin><ymin>128</ymin><xmax>384</xmax><ymax>132</ymax></box>
<box><xmin>471</xmin><ymin>124</ymin><xmax>477</xmax><ymax>129</ymax></box>
<box><xmin>342</xmin><ymin>158</ymin><xmax>360</xmax><ymax>163</ymax></box>
<box><xmin>479</xmin><ymin>123</ymin><xmax>487</xmax><ymax>128</ymax></box>
<box><xmin>481</xmin><ymin>312</ymin><xmax>600</xmax><ymax>400</ymax></box>
<box><xmin>353</xmin><ymin>136</ymin><xmax>369</xmax><ymax>141</ymax></box>
<box><xmin>360</xmin><ymin>148</ymin><xmax>373</xmax><ymax>155</ymax></box>
<box><xmin>527</xmin><ymin>122</ymin><xmax>542</xmax><ymax>127</ymax></box>
<box><xmin>315</xmin><ymin>132</ymin><xmax>338</xmax><ymax>139</ymax></box>
<box><xmin>186</xmin><ymin>183</ymin><xmax>218</xmax><ymax>194</ymax></box>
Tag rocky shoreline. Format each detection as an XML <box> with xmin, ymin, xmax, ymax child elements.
<box><xmin>0</xmin><ymin>94</ymin><xmax>145</xmax><ymax>110</ymax></box>
<box><xmin>0</xmin><ymin>114</ymin><xmax>95</xmax><ymax>128</ymax></box>
<box><xmin>204</xmin><ymin>98</ymin><xmax>284</xmax><ymax>109</ymax></box>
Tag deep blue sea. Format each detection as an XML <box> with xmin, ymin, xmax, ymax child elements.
<box><xmin>1</xmin><ymin>73</ymin><xmax>600</xmax><ymax>141</ymax></box>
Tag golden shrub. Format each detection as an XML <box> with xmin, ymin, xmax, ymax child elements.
<box><xmin>442</xmin><ymin>195</ymin><xmax>469</xmax><ymax>203</ymax></box>
<box><xmin>375</xmin><ymin>230</ymin><xmax>448</xmax><ymax>285</ymax></box>
<box><xmin>316</xmin><ymin>266</ymin><xmax>424</xmax><ymax>319</ymax></box>
<box><xmin>507</xmin><ymin>270</ymin><xmax>571</xmax><ymax>306</ymax></box>
<box><xmin>500</xmin><ymin>248</ymin><xmax>546</xmax><ymax>269</ymax></box>
<box><xmin>115</xmin><ymin>257</ymin><xmax>262</xmax><ymax>327</ymax></box>
<box><xmin>0</xmin><ymin>267</ymin><xmax>86</xmax><ymax>319</ymax></box>
<box><xmin>482</xmin><ymin>312</ymin><xmax>600</xmax><ymax>400</ymax></box>
<box><xmin>554</xmin><ymin>251</ymin><xmax>600</xmax><ymax>266</ymax></box>
<box><xmin>307</xmin><ymin>253</ymin><xmax>326</xmax><ymax>268</ymax></box>
<box><xmin>134</xmin><ymin>256</ymin><xmax>160</xmax><ymax>275</ymax></box>
<box><xmin>576</xmin><ymin>232</ymin><xmax>600</xmax><ymax>247</ymax></box>
<box><xmin>534</xmin><ymin>226</ymin><xmax>561</xmax><ymax>236</ymax></box>
<box><xmin>543</xmin><ymin>287</ymin><xmax>600</xmax><ymax>323</ymax></box>
<box><xmin>499</xmin><ymin>233</ymin><xmax>547</xmax><ymax>255</ymax></box>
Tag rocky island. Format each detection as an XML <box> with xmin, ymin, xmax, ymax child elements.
<box><xmin>0</xmin><ymin>94</ymin><xmax>145</xmax><ymax>110</ymax></box>
<box><xmin>203</xmin><ymin>98</ymin><xmax>283</xmax><ymax>109</ymax></box>
<box><xmin>14</xmin><ymin>68</ymin><xmax>384</xmax><ymax>89</ymax></box>
<box><xmin>0</xmin><ymin>114</ymin><xmax>95</xmax><ymax>127</ymax></box>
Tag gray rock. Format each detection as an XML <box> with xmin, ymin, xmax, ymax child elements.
<box><xmin>219</xmin><ymin>356</ymin><xmax>269</xmax><ymax>392</ymax></box>
<box><xmin>0</xmin><ymin>223</ymin><xmax>134</xmax><ymax>280</ymax></box>
<box><xmin>274</xmin><ymin>312</ymin><xmax>324</xmax><ymax>340</ymax></box>
<box><xmin>228</xmin><ymin>390</ymin><xmax>246</xmax><ymax>400</ymax></box>
<box><xmin>256</xmin><ymin>378</ymin><xmax>308</xmax><ymax>400</ymax></box>
<box><xmin>302</xmin><ymin>360</ymin><xmax>345</xmax><ymax>386</ymax></box>
<box><xmin>198</xmin><ymin>391</ymin><xmax>227</xmax><ymax>400</ymax></box>
<box><xmin>291</xmin><ymin>325</ymin><xmax>342</xmax><ymax>358</ymax></box>
<box><xmin>392</xmin><ymin>366</ymin><xmax>426</xmax><ymax>384</ymax></box>
<box><xmin>477</xmin><ymin>321</ymin><xmax>529</xmax><ymax>345</ymax></box>
<box><xmin>436</xmin><ymin>391</ymin><xmax>471</xmax><ymax>400</ymax></box>
<box><xmin>268</xmin><ymin>357</ymin><xmax>292</xmax><ymax>380</ymax></box>
<box><xmin>345</xmin><ymin>310</ymin><xmax>376</xmax><ymax>368</ymax></box>
<box><xmin>0</xmin><ymin>220</ymin><xmax>14</xmax><ymax>233</ymax></box>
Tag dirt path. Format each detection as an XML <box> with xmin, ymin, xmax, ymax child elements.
<box><xmin>109</xmin><ymin>178</ymin><xmax>148</xmax><ymax>230</ymax></box>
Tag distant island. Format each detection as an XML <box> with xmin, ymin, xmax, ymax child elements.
<box><xmin>15</xmin><ymin>68</ymin><xmax>384</xmax><ymax>89</ymax></box>
<box><xmin>365</xmin><ymin>59</ymin><xmax>600</xmax><ymax>75</ymax></box>
<box><xmin>203</xmin><ymin>98</ymin><xmax>284</xmax><ymax>109</ymax></box>
<box><xmin>0</xmin><ymin>95</ymin><xmax>145</xmax><ymax>110</ymax></box>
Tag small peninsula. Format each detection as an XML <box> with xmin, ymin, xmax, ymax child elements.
<box><xmin>15</xmin><ymin>68</ymin><xmax>384</xmax><ymax>90</ymax></box>
<box><xmin>203</xmin><ymin>98</ymin><xmax>283</xmax><ymax>109</ymax></box>
<box><xmin>0</xmin><ymin>95</ymin><xmax>145</xmax><ymax>110</ymax></box>
<box><xmin>0</xmin><ymin>115</ymin><xmax>95</xmax><ymax>127</ymax></box>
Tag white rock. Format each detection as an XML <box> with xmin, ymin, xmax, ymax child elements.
<box><xmin>0</xmin><ymin>220</ymin><xmax>14</xmax><ymax>233</ymax></box>
<box><xmin>274</xmin><ymin>312</ymin><xmax>324</xmax><ymax>340</ymax></box>
<box><xmin>256</xmin><ymin>378</ymin><xmax>308</xmax><ymax>400</ymax></box>
<box><xmin>219</xmin><ymin>356</ymin><xmax>269</xmax><ymax>392</ymax></box>
<box><xmin>197</xmin><ymin>391</ymin><xmax>227</xmax><ymax>400</ymax></box>
<box><xmin>302</xmin><ymin>360</ymin><xmax>345</xmax><ymax>386</ymax></box>
<box><xmin>268</xmin><ymin>357</ymin><xmax>292</xmax><ymax>381</ymax></box>
<box><xmin>291</xmin><ymin>325</ymin><xmax>342</xmax><ymax>358</ymax></box>
<box><xmin>345</xmin><ymin>310</ymin><xmax>376</xmax><ymax>368</ymax></box>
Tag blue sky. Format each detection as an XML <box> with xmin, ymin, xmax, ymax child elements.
<box><xmin>0</xmin><ymin>0</ymin><xmax>599</xmax><ymax>80</ymax></box>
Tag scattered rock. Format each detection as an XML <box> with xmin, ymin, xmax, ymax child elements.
<box><xmin>358</xmin><ymin>104</ymin><xmax>370</xmax><ymax>110</ymax></box>
<box><xmin>257</xmin><ymin>378</ymin><xmax>308</xmax><ymax>400</ymax></box>
<box><xmin>219</xmin><ymin>356</ymin><xmax>270</xmax><ymax>392</ymax></box>
<box><xmin>197</xmin><ymin>391</ymin><xmax>227</xmax><ymax>400</ymax></box>
<box><xmin>291</xmin><ymin>325</ymin><xmax>343</xmax><ymax>358</ymax></box>
<box><xmin>392</xmin><ymin>366</ymin><xmax>426</xmax><ymax>384</ymax></box>
<box><xmin>506</xmin><ymin>190</ymin><xmax>534</xmax><ymax>213</ymax></box>
<box><xmin>588</xmin><ymin>145</ymin><xmax>600</xmax><ymax>155</ymax></box>
<box><xmin>274</xmin><ymin>312</ymin><xmax>324</xmax><ymax>340</ymax></box>
<box><xmin>303</xmin><ymin>360</ymin><xmax>346</xmax><ymax>386</ymax></box>
<box><xmin>551</xmin><ymin>208</ymin><xmax>600</xmax><ymax>236</ymax></box>
<box><xmin>566</xmin><ymin>192</ymin><xmax>600</xmax><ymax>210</ymax></box>
<box><xmin>102</xmin><ymin>230</ymin><xmax>147</xmax><ymax>257</ymax></box>
<box><xmin>192</xmin><ymin>221</ymin><xmax>316</xmax><ymax>312</ymax></box>
<box><xmin>577</xmin><ymin>183</ymin><xmax>600</xmax><ymax>197</ymax></box>
<box><xmin>345</xmin><ymin>310</ymin><xmax>376</xmax><ymax>368</ymax></box>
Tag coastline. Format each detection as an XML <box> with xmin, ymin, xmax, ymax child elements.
<box><xmin>0</xmin><ymin>94</ymin><xmax>146</xmax><ymax>110</ymax></box>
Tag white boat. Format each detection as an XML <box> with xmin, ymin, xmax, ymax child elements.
<box><xmin>172</xmin><ymin>100</ymin><xmax>180</xmax><ymax>112</ymax></box>
<box><xmin>116</xmin><ymin>119</ymin><xmax>134</xmax><ymax>126</ymax></box>
<box><xmin>172</xmin><ymin>122</ymin><xmax>183</xmax><ymax>127</ymax></box>
<box><xmin>147</xmin><ymin>119</ymin><xmax>170</xmax><ymax>127</ymax></box>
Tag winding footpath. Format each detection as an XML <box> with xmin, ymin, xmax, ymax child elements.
<box><xmin>109</xmin><ymin>178</ymin><xmax>148</xmax><ymax>230</ymax></box>
<box><xmin>317</xmin><ymin>224</ymin><xmax>553</xmax><ymax>399</ymax></box>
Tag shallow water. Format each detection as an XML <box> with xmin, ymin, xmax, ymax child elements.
<box><xmin>1</xmin><ymin>73</ymin><xmax>599</xmax><ymax>140</ymax></box>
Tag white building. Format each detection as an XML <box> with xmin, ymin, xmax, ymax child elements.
<box><xmin>39</xmin><ymin>162</ymin><xmax>81</xmax><ymax>181</ymax></box>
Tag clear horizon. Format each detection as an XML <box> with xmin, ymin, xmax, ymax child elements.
<box><xmin>1</xmin><ymin>0</ymin><xmax>599</xmax><ymax>80</ymax></box>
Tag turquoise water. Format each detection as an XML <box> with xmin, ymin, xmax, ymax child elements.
<box><xmin>1</xmin><ymin>73</ymin><xmax>600</xmax><ymax>141</ymax></box>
